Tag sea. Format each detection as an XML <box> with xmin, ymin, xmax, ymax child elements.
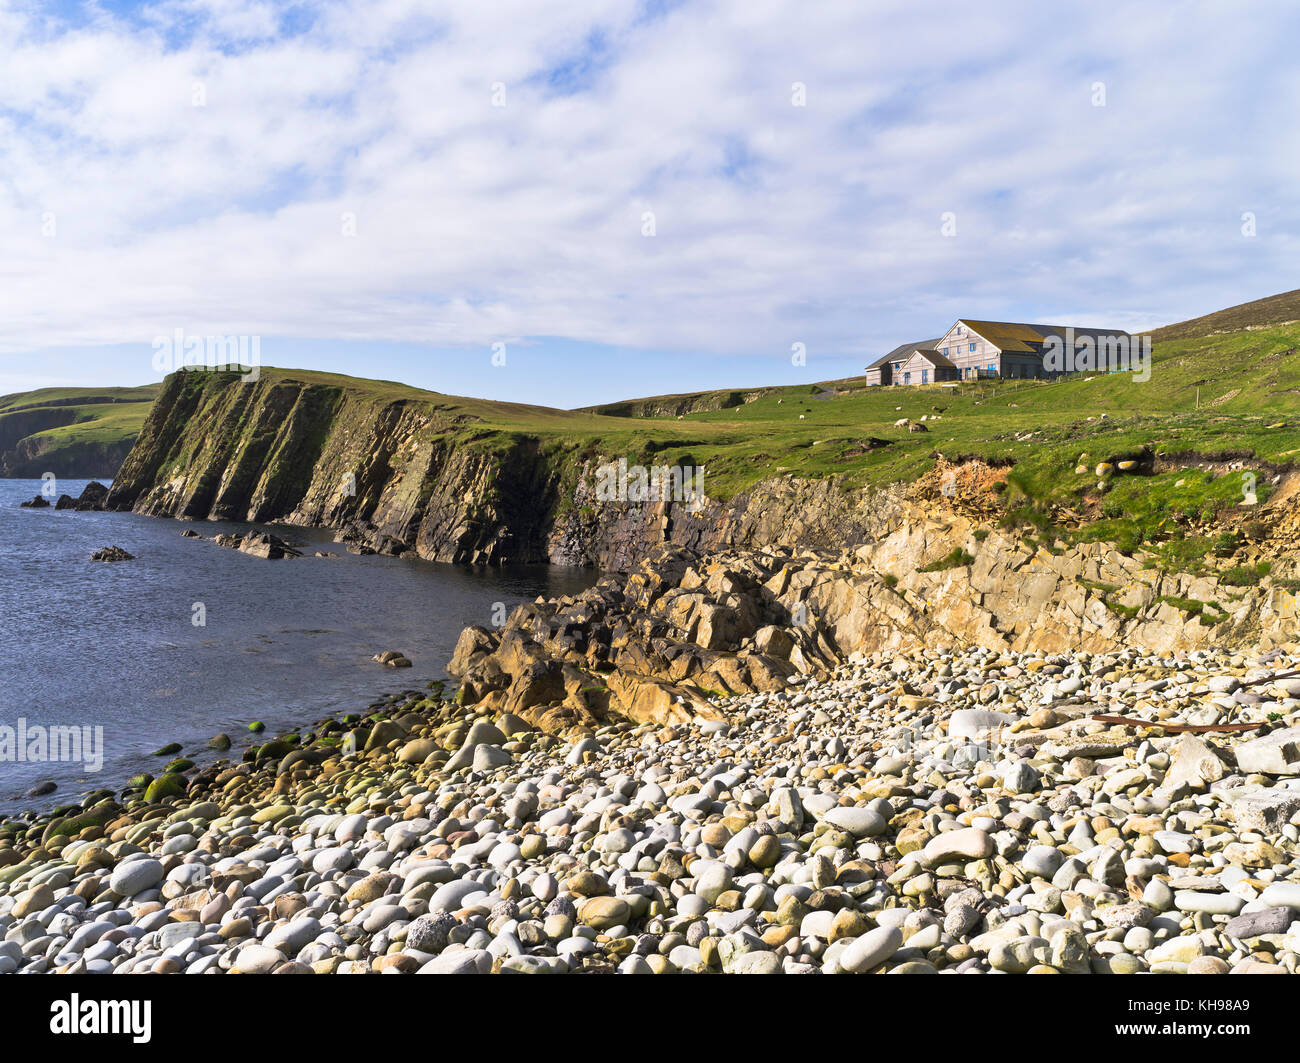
<box><xmin>0</xmin><ymin>478</ymin><xmax>595</xmax><ymax>812</ymax></box>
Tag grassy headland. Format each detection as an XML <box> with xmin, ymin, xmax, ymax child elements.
<box><xmin>12</xmin><ymin>290</ymin><xmax>1300</xmax><ymax>566</ymax></box>
<box><xmin>0</xmin><ymin>384</ymin><xmax>160</xmax><ymax>477</ymax></box>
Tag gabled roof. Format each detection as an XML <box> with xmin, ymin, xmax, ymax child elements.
<box><xmin>956</xmin><ymin>320</ymin><xmax>1051</xmax><ymax>353</ymax></box>
<box><xmin>866</xmin><ymin>338</ymin><xmax>940</xmax><ymax>370</ymax></box>
<box><xmin>955</xmin><ymin>320</ymin><xmax>1133</xmax><ymax>354</ymax></box>
<box><xmin>874</xmin><ymin>322</ymin><xmax>1134</xmax><ymax>370</ymax></box>
<box><xmin>902</xmin><ymin>347</ymin><xmax>955</xmax><ymax>368</ymax></box>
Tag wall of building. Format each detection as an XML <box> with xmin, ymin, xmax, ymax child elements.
<box><xmin>934</xmin><ymin>323</ymin><xmax>1005</xmax><ymax>377</ymax></box>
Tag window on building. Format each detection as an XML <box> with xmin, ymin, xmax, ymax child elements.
<box><xmin>904</xmin><ymin>372</ymin><xmax>911</xmax><ymax>384</ymax></box>
<box><xmin>988</xmin><ymin>363</ymin><xmax>996</xmax><ymax>373</ymax></box>
<box><xmin>969</xmin><ymin>342</ymin><xmax>976</xmax><ymax>352</ymax></box>
<box><xmin>921</xmin><ymin>369</ymin><xmax>929</xmax><ymax>384</ymax></box>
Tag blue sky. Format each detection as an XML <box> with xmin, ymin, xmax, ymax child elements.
<box><xmin>1</xmin><ymin>0</ymin><xmax>1297</xmax><ymax>407</ymax></box>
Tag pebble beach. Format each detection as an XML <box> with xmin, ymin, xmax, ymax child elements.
<box><xmin>5</xmin><ymin>646</ymin><xmax>1300</xmax><ymax>975</ymax></box>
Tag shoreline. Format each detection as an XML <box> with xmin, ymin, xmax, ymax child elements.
<box><xmin>7</xmin><ymin>494</ymin><xmax>1300</xmax><ymax>974</ymax></box>
<box><xmin>0</xmin><ymin>674</ymin><xmax>440</xmax><ymax>820</ymax></box>
<box><xmin>6</xmin><ymin>570</ymin><xmax>1300</xmax><ymax>972</ymax></box>
<box><xmin>2</xmin><ymin>477</ymin><xmax>603</xmax><ymax>814</ymax></box>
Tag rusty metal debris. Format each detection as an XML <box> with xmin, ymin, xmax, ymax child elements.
<box><xmin>1242</xmin><ymin>668</ymin><xmax>1300</xmax><ymax>688</ymax></box>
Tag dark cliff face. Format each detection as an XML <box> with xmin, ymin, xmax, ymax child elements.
<box><xmin>105</xmin><ymin>371</ymin><xmax>575</xmax><ymax>564</ymax></box>
<box><xmin>106</xmin><ymin>370</ymin><xmax>897</xmax><ymax>570</ymax></box>
<box><xmin>1</xmin><ymin>439</ymin><xmax>135</xmax><ymax>479</ymax></box>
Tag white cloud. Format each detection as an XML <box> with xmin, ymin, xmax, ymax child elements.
<box><xmin>0</xmin><ymin>0</ymin><xmax>1296</xmax><ymax>365</ymax></box>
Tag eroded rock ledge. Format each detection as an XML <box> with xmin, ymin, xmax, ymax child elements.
<box><xmin>448</xmin><ymin>528</ymin><xmax>1300</xmax><ymax>733</ymax></box>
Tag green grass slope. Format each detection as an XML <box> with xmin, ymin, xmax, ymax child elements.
<box><xmin>0</xmin><ymin>384</ymin><xmax>161</xmax><ymax>477</ymax></box>
<box><xmin>205</xmin><ymin>296</ymin><xmax>1300</xmax><ymax>522</ymax></box>
<box><xmin>560</xmin><ymin>293</ymin><xmax>1299</xmax><ymax>503</ymax></box>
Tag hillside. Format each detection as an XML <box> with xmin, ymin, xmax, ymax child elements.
<box><xmin>104</xmin><ymin>367</ymin><xmax>728</xmax><ymax>565</ymax></box>
<box><xmin>577</xmin><ymin>376</ymin><xmax>865</xmax><ymax>418</ymax></box>
<box><xmin>578</xmin><ymin>387</ymin><xmax>780</xmax><ymax>419</ymax></box>
<box><xmin>634</xmin><ymin>318</ymin><xmax>1300</xmax><ymax>494</ymax></box>
<box><xmin>87</xmin><ymin>289</ymin><xmax>1300</xmax><ymax>573</ymax></box>
<box><xmin>0</xmin><ymin>384</ymin><xmax>160</xmax><ymax>478</ymax></box>
<box><xmin>1151</xmin><ymin>287</ymin><xmax>1300</xmax><ymax>342</ymax></box>
<box><xmin>561</xmin><ymin>292</ymin><xmax>1300</xmax><ymax>562</ymax></box>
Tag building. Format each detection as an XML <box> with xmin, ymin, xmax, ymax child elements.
<box><xmin>867</xmin><ymin>320</ymin><xmax>1134</xmax><ymax>385</ymax></box>
<box><xmin>864</xmin><ymin>338</ymin><xmax>939</xmax><ymax>386</ymax></box>
<box><xmin>894</xmin><ymin>347</ymin><xmax>961</xmax><ymax>386</ymax></box>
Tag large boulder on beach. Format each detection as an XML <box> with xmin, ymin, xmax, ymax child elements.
<box><xmin>472</xmin><ymin>744</ymin><xmax>513</xmax><ymax>771</ymax></box>
<box><xmin>233</xmin><ymin>944</ymin><xmax>288</xmax><ymax>974</ymax></box>
<box><xmin>109</xmin><ymin>858</ymin><xmax>165</xmax><ymax>897</ymax></box>
<box><xmin>363</xmin><ymin>719</ymin><xmax>407</xmax><ymax>752</ymax></box>
<box><xmin>238</xmin><ymin>532</ymin><xmax>302</xmax><ymax>559</ymax></box>
<box><xmin>1159</xmin><ymin>734</ymin><xmax>1228</xmax><ymax>795</ymax></box>
<box><xmin>949</xmin><ymin>709</ymin><xmax>1012</xmax><ymax>740</ymax></box>
<box><xmin>397</xmin><ymin>738</ymin><xmax>439</xmax><ymax>764</ymax></box>
<box><xmin>1237</xmin><ymin>727</ymin><xmax>1300</xmax><ymax>776</ymax></box>
<box><xmin>1232</xmin><ymin>790</ymin><xmax>1300</xmax><ymax>831</ymax></box>
<box><xmin>448</xmin><ymin>626</ymin><xmax>501</xmax><ymax>677</ymax></box>
<box><xmin>444</xmin><ymin>721</ymin><xmax>509</xmax><ymax>771</ymax></box>
<box><xmin>921</xmin><ymin>827</ymin><xmax>994</xmax><ymax>867</ymax></box>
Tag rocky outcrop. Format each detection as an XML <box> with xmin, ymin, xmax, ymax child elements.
<box><xmin>21</xmin><ymin>481</ymin><xmax>111</xmax><ymax>511</ymax></box>
<box><xmin>78</xmin><ymin>481</ymin><xmax>110</xmax><ymax>508</ymax></box>
<box><xmin>548</xmin><ymin>471</ymin><xmax>907</xmax><ymax>571</ymax></box>
<box><xmin>853</xmin><ymin>506</ymin><xmax>1299</xmax><ymax>656</ymax></box>
<box><xmin>212</xmin><ymin>531</ymin><xmax>303</xmax><ymax>559</ymax></box>
<box><xmin>448</xmin><ymin>547</ymin><xmax>763</xmax><ymax>735</ymax></box>
<box><xmin>54</xmin><ymin>481</ymin><xmax>110</xmax><ymax>511</ymax></box>
<box><xmin>447</xmin><ymin>527</ymin><xmax>1300</xmax><ymax>731</ymax></box>
<box><xmin>90</xmin><ymin>546</ymin><xmax>134</xmax><ymax>562</ymax></box>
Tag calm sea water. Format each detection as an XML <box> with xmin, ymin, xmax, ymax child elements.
<box><xmin>0</xmin><ymin>478</ymin><xmax>595</xmax><ymax>812</ymax></box>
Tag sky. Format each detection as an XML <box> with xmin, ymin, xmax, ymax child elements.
<box><xmin>0</xmin><ymin>0</ymin><xmax>1297</xmax><ymax>408</ymax></box>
